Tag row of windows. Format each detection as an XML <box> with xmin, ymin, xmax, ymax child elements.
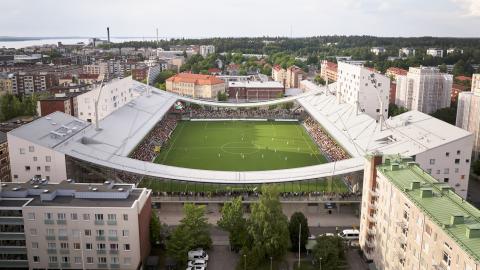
<box><xmin>32</xmin><ymin>212</ymin><xmax>129</xmax><ymax>221</ymax></box>
<box><xmin>34</xmin><ymin>255</ymin><xmax>132</xmax><ymax>265</ymax></box>
<box><xmin>29</xmin><ymin>228</ymin><xmax>130</xmax><ymax>238</ymax></box>
<box><xmin>37</xmin><ymin>242</ymin><xmax>131</xmax><ymax>251</ymax></box>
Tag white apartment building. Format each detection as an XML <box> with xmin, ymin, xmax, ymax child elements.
<box><xmin>395</xmin><ymin>67</ymin><xmax>453</xmax><ymax>114</ymax></box>
<box><xmin>199</xmin><ymin>45</ymin><xmax>215</xmax><ymax>58</ymax></box>
<box><xmin>456</xmin><ymin>74</ymin><xmax>480</xmax><ymax>159</ymax></box>
<box><xmin>399</xmin><ymin>47</ymin><xmax>416</xmax><ymax>57</ymax></box>
<box><xmin>0</xmin><ymin>180</ymin><xmax>152</xmax><ymax>270</ymax></box>
<box><xmin>337</xmin><ymin>62</ymin><xmax>390</xmax><ymax>120</ymax></box>
<box><xmin>83</xmin><ymin>63</ymin><xmax>109</xmax><ymax>81</ymax></box>
<box><xmin>76</xmin><ymin>77</ymin><xmax>141</xmax><ymax>123</ymax></box>
<box><xmin>427</xmin><ymin>48</ymin><xmax>444</xmax><ymax>58</ymax></box>
<box><xmin>370</xmin><ymin>47</ymin><xmax>386</xmax><ymax>55</ymax></box>
<box><xmin>447</xmin><ymin>48</ymin><xmax>464</xmax><ymax>55</ymax></box>
<box><xmin>360</xmin><ymin>156</ymin><xmax>480</xmax><ymax>270</ymax></box>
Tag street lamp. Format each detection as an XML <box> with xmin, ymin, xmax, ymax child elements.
<box><xmin>319</xmin><ymin>257</ymin><xmax>322</xmax><ymax>270</ymax></box>
<box><xmin>270</xmin><ymin>256</ymin><xmax>273</xmax><ymax>270</ymax></box>
<box><xmin>244</xmin><ymin>254</ymin><xmax>246</xmax><ymax>270</ymax></box>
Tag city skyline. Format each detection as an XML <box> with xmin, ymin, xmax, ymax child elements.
<box><xmin>1</xmin><ymin>0</ymin><xmax>480</xmax><ymax>38</ymax></box>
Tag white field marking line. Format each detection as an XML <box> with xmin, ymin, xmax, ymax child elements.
<box><xmin>296</xmin><ymin>124</ymin><xmax>323</xmax><ymax>163</ymax></box>
<box><xmin>159</xmin><ymin>122</ymin><xmax>186</xmax><ymax>163</ymax></box>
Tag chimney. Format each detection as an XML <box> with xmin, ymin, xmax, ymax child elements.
<box><xmin>107</xmin><ymin>27</ymin><xmax>110</xmax><ymax>43</ymax></box>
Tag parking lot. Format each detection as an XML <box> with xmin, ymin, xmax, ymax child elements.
<box><xmin>205</xmin><ymin>245</ymin><xmax>240</xmax><ymax>270</ymax></box>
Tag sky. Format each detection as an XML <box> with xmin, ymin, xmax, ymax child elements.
<box><xmin>1</xmin><ymin>0</ymin><xmax>480</xmax><ymax>38</ymax></box>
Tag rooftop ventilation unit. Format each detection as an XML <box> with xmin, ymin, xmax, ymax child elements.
<box><xmin>92</xmin><ymin>188</ymin><xmax>98</xmax><ymax>191</ymax></box>
<box><xmin>104</xmin><ymin>181</ymin><xmax>111</xmax><ymax>185</ymax></box>
<box><xmin>12</xmin><ymin>187</ymin><xmax>19</xmax><ymax>191</ymax></box>
<box><xmin>117</xmin><ymin>188</ymin><xmax>124</xmax><ymax>192</ymax></box>
<box><xmin>43</xmin><ymin>189</ymin><xmax>49</xmax><ymax>193</ymax></box>
<box><xmin>45</xmin><ymin>117</ymin><xmax>52</xmax><ymax>120</ymax></box>
<box><xmin>33</xmin><ymin>185</ymin><xmax>39</xmax><ymax>189</ymax></box>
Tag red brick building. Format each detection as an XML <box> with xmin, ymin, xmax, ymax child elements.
<box><xmin>228</xmin><ymin>81</ymin><xmax>284</xmax><ymax>101</ymax></box>
<box><xmin>132</xmin><ymin>68</ymin><xmax>148</xmax><ymax>82</ymax></box>
<box><xmin>37</xmin><ymin>92</ymin><xmax>82</xmax><ymax>117</ymax></box>
<box><xmin>451</xmin><ymin>83</ymin><xmax>468</xmax><ymax>104</ymax></box>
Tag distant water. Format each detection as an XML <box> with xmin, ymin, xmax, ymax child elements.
<box><xmin>0</xmin><ymin>37</ymin><xmax>158</xmax><ymax>49</ymax></box>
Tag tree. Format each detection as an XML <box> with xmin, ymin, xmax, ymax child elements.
<box><xmin>217</xmin><ymin>91</ymin><xmax>228</xmax><ymax>101</ymax></box>
<box><xmin>246</xmin><ymin>185</ymin><xmax>290</xmax><ymax>264</ymax></box>
<box><xmin>218</xmin><ymin>197</ymin><xmax>247</xmax><ymax>251</ymax></box>
<box><xmin>150</xmin><ymin>211</ymin><xmax>162</xmax><ymax>246</ymax></box>
<box><xmin>430</xmin><ymin>107</ymin><xmax>457</xmax><ymax>125</ymax></box>
<box><xmin>312</xmin><ymin>236</ymin><xmax>346</xmax><ymax>270</ymax></box>
<box><xmin>166</xmin><ymin>204</ymin><xmax>212</xmax><ymax>266</ymax></box>
<box><xmin>473</xmin><ymin>160</ymin><xmax>480</xmax><ymax>175</ymax></box>
<box><xmin>288</xmin><ymin>212</ymin><xmax>309</xmax><ymax>252</ymax></box>
<box><xmin>388</xmin><ymin>103</ymin><xmax>408</xmax><ymax>117</ymax></box>
<box><xmin>314</xmin><ymin>75</ymin><xmax>326</xmax><ymax>85</ymax></box>
<box><xmin>155</xmin><ymin>70</ymin><xmax>176</xmax><ymax>84</ymax></box>
<box><xmin>282</xmin><ymin>102</ymin><xmax>294</xmax><ymax>110</ymax></box>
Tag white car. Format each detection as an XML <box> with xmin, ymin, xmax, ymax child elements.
<box><xmin>186</xmin><ymin>266</ymin><xmax>206</xmax><ymax>270</ymax></box>
<box><xmin>188</xmin><ymin>259</ymin><xmax>207</xmax><ymax>268</ymax></box>
<box><xmin>188</xmin><ymin>249</ymin><xmax>209</xmax><ymax>261</ymax></box>
<box><xmin>338</xmin><ymin>229</ymin><xmax>360</xmax><ymax>240</ymax></box>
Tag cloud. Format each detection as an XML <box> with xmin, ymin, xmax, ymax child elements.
<box><xmin>452</xmin><ymin>0</ymin><xmax>480</xmax><ymax>16</ymax></box>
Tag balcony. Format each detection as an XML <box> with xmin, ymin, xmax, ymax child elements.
<box><xmin>109</xmin><ymin>249</ymin><xmax>119</xmax><ymax>254</ymax></box>
<box><xmin>58</xmin><ymin>236</ymin><xmax>68</xmax><ymax>241</ymax></box>
<box><xmin>97</xmin><ymin>249</ymin><xmax>106</xmax><ymax>254</ymax></box>
<box><xmin>110</xmin><ymin>263</ymin><xmax>120</xmax><ymax>268</ymax></box>
<box><xmin>0</xmin><ymin>233</ymin><xmax>25</xmax><ymax>241</ymax></box>
<box><xmin>368</xmin><ymin>202</ymin><xmax>378</xmax><ymax>210</ymax></box>
<box><xmin>98</xmin><ymin>263</ymin><xmax>108</xmax><ymax>268</ymax></box>
<box><xmin>47</xmin><ymin>249</ymin><xmax>57</xmax><ymax>254</ymax></box>
<box><xmin>48</xmin><ymin>262</ymin><xmax>59</xmax><ymax>268</ymax></box>
<box><xmin>56</xmin><ymin>219</ymin><xmax>67</xmax><ymax>225</ymax></box>
<box><xmin>0</xmin><ymin>217</ymin><xmax>24</xmax><ymax>225</ymax></box>
<box><xmin>367</xmin><ymin>228</ymin><xmax>376</xmax><ymax>235</ymax></box>
<box><xmin>0</xmin><ymin>260</ymin><xmax>29</xmax><ymax>268</ymax></box>
<box><xmin>108</xmin><ymin>236</ymin><xmax>118</xmax><ymax>241</ymax></box>
<box><xmin>44</xmin><ymin>219</ymin><xmax>54</xmax><ymax>225</ymax></box>
<box><xmin>45</xmin><ymin>235</ymin><xmax>55</xmax><ymax>240</ymax></box>
<box><xmin>0</xmin><ymin>246</ymin><xmax>27</xmax><ymax>254</ymax></box>
<box><xmin>95</xmin><ymin>220</ymin><xmax>105</xmax><ymax>225</ymax></box>
<box><xmin>60</xmin><ymin>249</ymin><xmax>69</xmax><ymax>254</ymax></box>
<box><xmin>61</xmin><ymin>262</ymin><xmax>71</xmax><ymax>268</ymax></box>
<box><xmin>366</xmin><ymin>241</ymin><xmax>375</xmax><ymax>248</ymax></box>
<box><xmin>369</xmin><ymin>189</ymin><xmax>379</xmax><ymax>197</ymax></box>
<box><xmin>107</xmin><ymin>220</ymin><xmax>117</xmax><ymax>225</ymax></box>
<box><xmin>96</xmin><ymin>236</ymin><xmax>105</xmax><ymax>241</ymax></box>
<box><xmin>367</xmin><ymin>215</ymin><xmax>376</xmax><ymax>222</ymax></box>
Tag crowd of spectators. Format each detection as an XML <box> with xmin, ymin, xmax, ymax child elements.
<box><xmin>129</xmin><ymin>117</ymin><xmax>177</xmax><ymax>162</ymax></box>
<box><xmin>185</xmin><ymin>107</ymin><xmax>300</xmax><ymax>120</ymax></box>
<box><xmin>304</xmin><ymin>117</ymin><xmax>349</xmax><ymax>162</ymax></box>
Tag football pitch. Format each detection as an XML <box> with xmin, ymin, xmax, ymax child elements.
<box><xmin>154</xmin><ymin>120</ymin><xmax>328</xmax><ymax>171</ymax></box>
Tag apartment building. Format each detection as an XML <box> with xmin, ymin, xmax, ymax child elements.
<box><xmin>271</xmin><ymin>65</ymin><xmax>286</xmax><ymax>85</ymax></box>
<box><xmin>199</xmin><ymin>45</ymin><xmax>215</xmax><ymax>58</ymax></box>
<box><xmin>399</xmin><ymin>47</ymin><xmax>416</xmax><ymax>57</ymax></box>
<box><xmin>456</xmin><ymin>74</ymin><xmax>480</xmax><ymax>159</ymax></box>
<box><xmin>0</xmin><ymin>73</ymin><xmax>13</xmax><ymax>95</ymax></box>
<box><xmin>83</xmin><ymin>63</ymin><xmax>109</xmax><ymax>81</ymax></box>
<box><xmin>427</xmin><ymin>48</ymin><xmax>444</xmax><ymax>58</ymax></box>
<box><xmin>385</xmin><ymin>67</ymin><xmax>407</xmax><ymax>81</ymax></box>
<box><xmin>227</xmin><ymin>81</ymin><xmax>284</xmax><ymax>101</ymax></box>
<box><xmin>78</xmin><ymin>74</ymin><xmax>100</xmax><ymax>85</ymax></box>
<box><xmin>320</xmin><ymin>60</ymin><xmax>338</xmax><ymax>82</ymax></box>
<box><xmin>395</xmin><ymin>67</ymin><xmax>453</xmax><ymax>114</ymax></box>
<box><xmin>0</xmin><ymin>179</ymin><xmax>151</xmax><ymax>270</ymax></box>
<box><xmin>131</xmin><ymin>64</ymin><xmax>162</xmax><ymax>85</ymax></box>
<box><xmin>76</xmin><ymin>77</ymin><xmax>140</xmax><ymax>123</ymax></box>
<box><xmin>37</xmin><ymin>92</ymin><xmax>82</xmax><ymax>117</ymax></box>
<box><xmin>337</xmin><ymin>62</ymin><xmax>390</xmax><ymax>120</ymax></box>
<box><xmin>0</xmin><ymin>132</ymin><xmax>10</xmax><ymax>182</ymax></box>
<box><xmin>285</xmin><ymin>65</ymin><xmax>305</xmax><ymax>88</ymax></box>
<box><xmin>165</xmin><ymin>73</ymin><xmax>225</xmax><ymax>99</ymax></box>
<box><xmin>371</xmin><ymin>47</ymin><xmax>386</xmax><ymax>55</ymax></box>
<box><xmin>360</xmin><ymin>156</ymin><xmax>480</xmax><ymax>270</ymax></box>
<box><xmin>11</xmin><ymin>72</ymin><xmax>58</xmax><ymax>95</ymax></box>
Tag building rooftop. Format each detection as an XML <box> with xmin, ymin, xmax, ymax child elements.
<box><xmin>0</xmin><ymin>179</ymin><xmax>146</xmax><ymax>208</ymax></box>
<box><xmin>378</xmin><ymin>157</ymin><xmax>480</xmax><ymax>263</ymax></box>
<box><xmin>166</xmin><ymin>73</ymin><xmax>224</xmax><ymax>85</ymax></box>
<box><xmin>228</xmin><ymin>81</ymin><xmax>284</xmax><ymax>89</ymax></box>
<box><xmin>8</xmin><ymin>111</ymin><xmax>90</xmax><ymax>149</ymax></box>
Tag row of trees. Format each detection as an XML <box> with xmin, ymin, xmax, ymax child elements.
<box><xmin>0</xmin><ymin>93</ymin><xmax>42</xmax><ymax>121</ymax></box>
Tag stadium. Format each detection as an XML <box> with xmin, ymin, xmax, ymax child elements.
<box><xmin>8</xmin><ymin>77</ymin><xmax>473</xmax><ymax>201</ymax></box>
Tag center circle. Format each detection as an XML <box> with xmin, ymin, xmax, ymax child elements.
<box><xmin>221</xmin><ymin>142</ymin><xmax>261</xmax><ymax>155</ymax></box>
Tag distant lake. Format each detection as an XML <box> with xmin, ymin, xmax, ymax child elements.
<box><xmin>0</xmin><ymin>37</ymin><xmax>158</xmax><ymax>49</ymax></box>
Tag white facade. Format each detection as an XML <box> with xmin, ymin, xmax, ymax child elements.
<box><xmin>76</xmin><ymin>77</ymin><xmax>140</xmax><ymax>123</ymax></box>
<box><xmin>395</xmin><ymin>67</ymin><xmax>452</xmax><ymax>114</ymax></box>
<box><xmin>398</xmin><ymin>47</ymin><xmax>415</xmax><ymax>57</ymax></box>
<box><xmin>7</xmin><ymin>134</ymin><xmax>67</xmax><ymax>183</ymax></box>
<box><xmin>337</xmin><ymin>62</ymin><xmax>390</xmax><ymax>120</ymax></box>
<box><xmin>427</xmin><ymin>48</ymin><xmax>444</xmax><ymax>57</ymax></box>
<box><xmin>199</xmin><ymin>45</ymin><xmax>215</xmax><ymax>58</ymax></box>
<box><xmin>456</xmin><ymin>74</ymin><xmax>480</xmax><ymax>159</ymax></box>
<box><xmin>370</xmin><ymin>47</ymin><xmax>385</xmax><ymax>55</ymax></box>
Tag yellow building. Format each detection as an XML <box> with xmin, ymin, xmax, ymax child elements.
<box><xmin>165</xmin><ymin>73</ymin><xmax>225</xmax><ymax>99</ymax></box>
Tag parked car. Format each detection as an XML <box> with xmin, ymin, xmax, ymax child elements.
<box><xmin>188</xmin><ymin>249</ymin><xmax>209</xmax><ymax>261</ymax></box>
<box><xmin>188</xmin><ymin>259</ymin><xmax>207</xmax><ymax>268</ymax></box>
<box><xmin>186</xmin><ymin>266</ymin><xmax>206</xmax><ymax>270</ymax></box>
<box><xmin>338</xmin><ymin>229</ymin><xmax>360</xmax><ymax>240</ymax></box>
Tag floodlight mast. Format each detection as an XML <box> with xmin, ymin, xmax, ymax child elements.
<box><xmin>94</xmin><ymin>80</ymin><xmax>106</xmax><ymax>131</ymax></box>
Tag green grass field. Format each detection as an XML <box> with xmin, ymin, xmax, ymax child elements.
<box><xmin>154</xmin><ymin>121</ymin><xmax>328</xmax><ymax>171</ymax></box>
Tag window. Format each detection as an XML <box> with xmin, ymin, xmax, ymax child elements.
<box><xmin>62</xmin><ymin>256</ymin><xmax>69</xmax><ymax>263</ymax></box>
<box><xmin>430</xmin><ymin>159</ymin><xmax>435</xmax><ymax>165</ymax></box>
<box><xmin>95</xmin><ymin>214</ymin><xmax>104</xmax><ymax>221</ymax></box>
<box><xmin>107</xmin><ymin>214</ymin><xmax>116</xmax><ymax>221</ymax></box>
<box><xmin>86</xmin><ymin>257</ymin><xmax>94</xmax><ymax>264</ymax></box>
<box><xmin>49</xmin><ymin>256</ymin><xmax>57</xmax><ymax>263</ymax></box>
<box><xmin>48</xmin><ymin>242</ymin><xmax>56</xmax><ymax>249</ymax></box>
<box><xmin>60</xmin><ymin>242</ymin><xmax>68</xmax><ymax>249</ymax></box>
<box><xmin>58</xmin><ymin>229</ymin><xmax>67</xmax><ymax>237</ymax></box>
<box><xmin>455</xmin><ymin>168</ymin><xmax>459</xmax><ymax>173</ymax></box>
<box><xmin>32</xmin><ymin>242</ymin><xmax>39</xmax><ymax>249</ymax></box>
<box><xmin>426</xmin><ymin>169</ymin><xmax>432</xmax><ymax>174</ymax></box>
<box><xmin>85</xmin><ymin>243</ymin><xmax>92</xmax><ymax>250</ymax></box>
<box><xmin>30</xmin><ymin>228</ymin><xmax>37</xmax><ymax>235</ymax></box>
<box><xmin>122</xmin><ymin>230</ymin><xmax>129</xmax><ymax>237</ymax></box>
<box><xmin>45</xmin><ymin>156</ymin><xmax>51</xmax><ymax>162</ymax></box>
<box><xmin>72</xmin><ymin>229</ymin><xmax>80</xmax><ymax>237</ymax></box>
<box><xmin>457</xmin><ymin>150</ymin><xmax>461</xmax><ymax>155</ymax></box>
<box><xmin>33</xmin><ymin>256</ymin><xmax>40</xmax><ymax>262</ymax></box>
<box><xmin>124</xmin><ymin>257</ymin><xmax>132</xmax><ymax>265</ymax></box>
<box><xmin>444</xmin><ymin>168</ymin><xmax>449</xmax><ymax>174</ymax></box>
<box><xmin>70</xmin><ymin>213</ymin><xmax>78</xmax><ymax>220</ymax></box>
<box><xmin>123</xmin><ymin>214</ymin><xmax>128</xmax><ymax>221</ymax></box>
<box><xmin>25</xmin><ymin>166</ymin><xmax>30</xmax><ymax>171</ymax></box>
<box><xmin>446</xmin><ymin>152</ymin><xmax>450</xmax><ymax>157</ymax></box>
<box><xmin>47</xmin><ymin>228</ymin><xmax>55</xmax><ymax>236</ymax></box>
<box><xmin>83</xmin><ymin>214</ymin><xmax>90</xmax><ymax>220</ymax></box>
<box><xmin>57</xmin><ymin>213</ymin><xmax>66</xmax><ymax>220</ymax></box>
<box><xmin>29</xmin><ymin>146</ymin><xmax>34</xmax><ymax>152</ymax></box>
<box><xmin>109</xmin><ymin>230</ymin><xmax>117</xmax><ymax>237</ymax></box>
<box><xmin>84</xmin><ymin>229</ymin><xmax>91</xmax><ymax>236</ymax></box>
<box><xmin>73</xmin><ymin>242</ymin><xmax>80</xmax><ymax>249</ymax></box>
<box><xmin>97</xmin><ymin>243</ymin><xmax>106</xmax><ymax>250</ymax></box>
<box><xmin>124</xmin><ymin>244</ymin><xmax>130</xmax><ymax>251</ymax></box>
<box><xmin>98</xmin><ymin>257</ymin><xmax>107</xmax><ymax>263</ymax></box>
<box><xmin>96</xmin><ymin>229</ymin><xmax>105</xmax><ymax>237</ymax></box>
<box><xmin>443</xmin><ymin>251</ymin><xmax>452</xmax><ymax>266</ymax></box>
<box><xmin>19</xmin><ymin>148</ymin><xmax>25</xmax><ymax>155</ymax></box>
<box><xmin>444</xmin><ymin>178</ymin><xmax>449</xmax><ymax>183</ymax></box>
<box><xmin>27</xmin><ymin>212</ymin><xmax>35</xmax><ymax>220</ymax></box>
<box><xmin>36</xmin><ymin>166</ymin><xmax>41</xmax><ymax>171</ymax></box>
<box><xmin>110</xmin><ymin>243</ymin><xmax>118</xmax><ymax>250</ymax></box>
<box><xmin>74</xmin><ymin>257</ymin><xmax>82</xmax><ymax>264</ymax></box>
<box><xmin>45</xmin><ymin>166</ymin><xmax>50</xmax><ymax>172</ymax></box>
<box><xmin>33</xmin><ymin>156</ymin><xmax>37</xmax><ymax>161</ymax></box>
<box><xmin>455</xmin><ymin>159</ymin><xmax>460</xmax><ymax>164</ymax></box>
<box><xmin>111</xmin><ymin>257</ymin><xmax>119</xmax><ymax>264</ymax></box>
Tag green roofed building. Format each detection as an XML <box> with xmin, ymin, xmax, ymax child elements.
<box><xmin>360</xmin><ymin>155</ymin><xmax>480</xmax><ymax>270</ymax></box>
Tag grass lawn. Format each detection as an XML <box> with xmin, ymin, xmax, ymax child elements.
<box><xmin>154</xmin><ymin>121</ymin><xmax>327</xmax><ymax>171</ymax></box>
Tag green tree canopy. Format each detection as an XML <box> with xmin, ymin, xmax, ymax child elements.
<box><xmin>312</xmin><ymin>236</ymin><xmax>346</xmax><ymax>270</ymax></box>
<box><xmin>150</xmin><ymin>211</ymin><xmax>162</xmax><ymax>246</ymax></box>
<box><xmin>218</xmin><ymin>196</ymin><xmax>248</xmax><ymax>251</ymax></box>
<box><xmin>288</xmin><ymin>212</ymin><xmax>310</xmax><ymax>252</ymax></box>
